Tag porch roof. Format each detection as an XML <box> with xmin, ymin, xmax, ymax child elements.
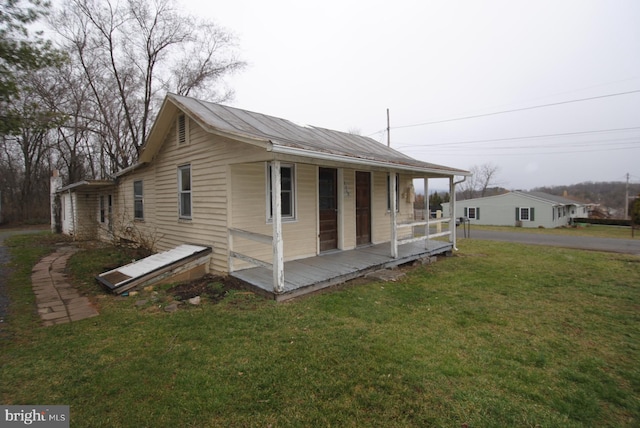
<box><xmin>57</xmin><ymin>180</ymin><xmax>115</xmax><ymax>193</ymax></box>
<box><xmin>141</xmin><ymin>93</ymin><xmax>470</xmax><ymax>177</ymax></box>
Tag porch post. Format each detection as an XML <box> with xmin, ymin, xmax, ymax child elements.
<box><xmin>424</xmin><ymin>177</ymin><xmax>429</xmax><ymax>249</ymax></box>
<box><xmin>271</xmin><ymin>160</ymin><xmax>285</xmax><ymax>292</ymax></box>
<box><xmin>449</xmin><ymin>176</ymin><xmax>456</xmax><ymax>248</ymax></box>
<box><xmin>390</xmin><ymin>172</ymin><xmax>398</xmax><ymax>258</ymax></box>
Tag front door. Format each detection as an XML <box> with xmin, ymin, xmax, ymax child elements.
<box><xmin>356</xmin><ymin>171</ymin><xmax>371</xmax><ymax>246</ymax></box>
<box><xmin>319</xmin><ymin>168</ymin><xmax>338</xmax><ymax>252</ymax></box>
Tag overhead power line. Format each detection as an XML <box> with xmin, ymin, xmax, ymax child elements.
<box><xmin>394</xmin><ymin>126</ymin><xmax>640</xmax><ymax>149</ymax></box>
<box><xmin>391</xmin><ymin>89</ymin><xmax>640</xmax><ymax>130</ymax></box>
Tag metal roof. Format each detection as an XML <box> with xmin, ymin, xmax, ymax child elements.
<box><xmin>166</xmin><ymin>94</ymin><xmax>469</xmax><ymax>176</ymax></box>
<box><xmin>520</xmin><ymin>191</ymin><xmax>583</xmax><ymax>206</ymax></box>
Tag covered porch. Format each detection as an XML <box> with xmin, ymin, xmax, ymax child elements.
<box><xmin>228</xmin><ymin>159</ymin><xmax>465</xmax><ymax>300</ymax></box>
<box><xmin>232</xmin><ymin>239</ymin><xmax>453</xmax><ymax>301</ymax></box>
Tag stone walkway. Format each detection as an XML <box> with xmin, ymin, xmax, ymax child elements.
<box><xmin>31</xmin><ymin>246</ymin><xmax>99</xmax><ymax>326</ymax></box>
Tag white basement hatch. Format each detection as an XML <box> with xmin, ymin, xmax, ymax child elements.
<box><xmin>97</xmin><ymin>244</ymin><xmax>212</xmax><ymax>294</ymax></box>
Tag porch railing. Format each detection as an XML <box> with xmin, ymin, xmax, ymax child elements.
<box><xmin>228</xmin><ymin>228</ymin><xmax>274</xmax><ymax>273</ymax></box>
<box><xmin>396</xmin><ymin>217</ymin><xmax>452</xmax><ymax>246</ymax></box>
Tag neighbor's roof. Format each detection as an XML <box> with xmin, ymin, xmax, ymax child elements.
<box><xmin>453</xmin><ymin>190</ymin><xmax>584</xmax><ymax>206</ymax></box>
<box><xmin>515</xmin><ymin>191</ymin><xmax>584</xmax><ymax>206</ymax></box>
<box><xmin>139</xmin><ymin>93</ymin><xmax>469</xmax><ymax>177</ymax></box>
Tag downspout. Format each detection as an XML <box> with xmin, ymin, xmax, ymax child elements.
<box><xmin>450</xmin><ymin>175</ymin><xmax>467</xmax><ymax>251</ymax></box>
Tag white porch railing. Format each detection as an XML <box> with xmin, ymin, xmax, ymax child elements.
<box><xmin>228</xmin><ymin>228</ymin><xmax>274</xmax><ymax>272</ymax></box>
<box><xmin>396</xmin><ymin>217</ymin><xmax>453</xmax><ymax>246</ymax></box>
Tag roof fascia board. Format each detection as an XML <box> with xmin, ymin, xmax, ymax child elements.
<box><xmin>270</xmin><ymin>144</ymin><xmax>469</xmax><ymax>177</ymax></box>
<box><xmin>58</xmin><ymin>180</ymin><xmax>115</xmax><ymax>192</ymax></box>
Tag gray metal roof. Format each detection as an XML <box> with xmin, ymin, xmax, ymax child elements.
<box><xmin>519</xmin><ymin>191</ymin><xmax>584</xmax><ymax>206</ymax></box>
<box><xmin>168</xmin><ymin>94</ymin><xmax>468</xmax><ymax>176</ymax></box>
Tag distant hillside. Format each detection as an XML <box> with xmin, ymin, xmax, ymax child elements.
<box><xmin>532</xmin><ymin>181</ymin><xmax>640</xmax><ymax>218</ymax></box>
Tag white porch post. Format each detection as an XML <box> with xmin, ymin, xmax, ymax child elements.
<box><xmin>271</xmin><ymin>160</ymin><xmax>285</xmax><ymax>292</ymax></box>
<box><xmin>424</xmin><ymin>177</ymin><xmax>429</xmax><ymax>249</ymax></box>
<box><xmin>390</xmin><ymin>172</ymin><xmax>398</xmax><ymax>258</ymax></box>
<box><xmin>449</xmin><ymin>176</ymin><xmax>457</xmax><ymax>248</ymax></box>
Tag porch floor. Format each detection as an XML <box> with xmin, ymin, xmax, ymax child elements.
<box><xmin>231</xmin><ymin>240</ymin><xmax>453</xmax><ymax>301</ymax></box>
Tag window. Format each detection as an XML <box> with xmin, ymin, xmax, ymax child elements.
<box><xmin>107</xmin><ymin>195</ymin><xmax>113</xmax><ymax>231</ymax></box>
<box><xmin>178</xmin><ymin>165</ymin><xmax>192</xmax><ymax>219</ymax></box>
<box><xmin>177</xmin><ymin>114</ymin><xmax>188</xmax><ymax>144</ymax></box>
<box><xmin>516</xmin><ymin>207</ymin><xmax>535</xmax><ymax>222</ymax></box>
<box><xmin>465</xmin><ymin>207</ymin><xmax>480</xmax><ymax>220</ymax></box>
<box><xmin>99</xmin><ymin>196</ymin><xmax>106</xmax><ymax>223</ymax></box>
<box><xmin>134</xmin><ymin>181</ymin><xmax>144</xmax><ymax>220</ymax></box>
<box><xmin>267</xmin><ymin>163</ymin><xmax>296</xmax><ymax>220</ymax></box>
<box><xmin>387</xmin><ymin>173</ymin><xmax>400</xmax><ymax>212</ymax></box>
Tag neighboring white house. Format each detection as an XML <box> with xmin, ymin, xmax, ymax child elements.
<box><xmin>443</xmin><ymin>191</ymin><xmax>588</xmax><ymax>228</ymax></box>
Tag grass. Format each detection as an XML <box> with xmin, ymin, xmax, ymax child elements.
<box><xmin>1</xmin><ymin>233</ymin><xmax>639</xmax><ymax>427</ymax></box>
<box><xmin>468</xmin><ymin>224</ymin><xmax>637</xmax><ymax>239</ymax></box>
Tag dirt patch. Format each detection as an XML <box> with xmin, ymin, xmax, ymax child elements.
<box><xmin>167</xmin><ymin>274</ymin><xmax>248</xmax><ymax>303</ymax></box>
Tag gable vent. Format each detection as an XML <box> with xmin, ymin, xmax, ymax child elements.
<box><xmin>177</xmin><ymin>114</ymin><xmax>186</xmax><ymax>144</ymax></box>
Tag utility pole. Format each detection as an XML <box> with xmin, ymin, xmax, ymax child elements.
<box><xmin>625</xmin><ymin>173</ymin><xmax>630</xmax><ymax>220</ymax></box>
<box><xmin>387</xmin><ymin>108</ymin><xmax>390</xmax><ymax>147</ymax></box>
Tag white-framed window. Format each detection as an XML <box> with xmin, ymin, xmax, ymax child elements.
<box><xmin>177</xmin><ymin>114</ymin><xmax>188</xmax><ymax>145</ymax></box>
<box><xmin>267</xmin><ymin>163</ymin><xmax>296</xmax><ymax>220</ymax></box>
<box><xmin>517</xmin><ymin>207</ymin><xmax>534</xmax><ymax>221</ymax></box>
<box><xmin>465</xmin><ymin>207</ymin><xmax>480</xmax><ymax>220</ymax></box>
<box><xmin>387</xmin><ymin>173</ymin><xmax>400</xmax><ymax>212</ymax></box>
<box><xmin>134</xmin><ymin>181</ymin><xmax>144</xmax><ymax>220</ymax></box>
<box><xmin>178</xmin><ymin>165</ymin><xmax>192</xmax><ymax>219</ymax></box>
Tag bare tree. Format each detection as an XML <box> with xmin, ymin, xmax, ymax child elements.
<box><xmin>0</xmin><ymin>68</ymin><xmax>64</xmax><ymax>221</ymax></box>
<box><xmin>461</xmin><ymin>162</ymin><xmax>502</xmax><ymax>199</ymax></box>
<box><xmin>50</xmin><ymin>0</ymin><xmax>245</xmax><ymax>176</ymax></box>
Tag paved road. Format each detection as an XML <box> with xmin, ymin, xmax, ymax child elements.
<box><xmin>0</xmin><ymin>227</ymin><xmax>49</xmax><ymax>331</ymax></box>
<box><xmin>461</xmin><ymin>229</ymin><xmax>640</xmax><ymax>255</ymax></box>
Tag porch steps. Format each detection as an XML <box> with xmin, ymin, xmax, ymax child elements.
<box><xmin>96</xmin><ymin>244</ymin><xmax>212</xmax><ymax>294</ymax></box>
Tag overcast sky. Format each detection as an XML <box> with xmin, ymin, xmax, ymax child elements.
<box><xmin>186</xmin><ymin>0</ymin><xmax>640</xmax><ymax>191</ymax></box>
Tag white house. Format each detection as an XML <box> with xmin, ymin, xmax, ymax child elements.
<box><xmin>443</xmin><ymin>191</ymin><xmax>587</xmax><ymax>228</ymax></box>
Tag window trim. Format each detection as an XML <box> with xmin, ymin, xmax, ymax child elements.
<box><xmin>386</xmin><ymin>173</ymin><xmax>400</xmax><ymax>212</ymax></box>
<box><xmin>466</xmin><ymin>206</ymin><xmax>480</xmax><ymax>220</ymax></box>
<box><xmin>517</xmin><ymin>207</ymin><xmax>534</xmax><ymax>222</ymax></box>
<box><xmin>266</xmin><ymin>163</ymin><xmax>297</xmax><ymax>222</ymax></box>
<box><xmin>178</xmin><ymin>164</ymin><xmax>192</xmax><ymax>220</ymax></box>
<box><xmin>133</xmin><ymin>180</ymin><xmax>144</xmax><ymax>220</ymax></box>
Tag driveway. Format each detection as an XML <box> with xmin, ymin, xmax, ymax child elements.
<box><xmin>0</xmin><ymin>226</ymin><xmax>49</xmax><ymax>331</ymax></box>
<box><xmin>463</xmin><ymin>229</ymin><xmax>640</xmax><ymax>255</ymax></box>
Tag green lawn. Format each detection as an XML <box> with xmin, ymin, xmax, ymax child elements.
<box><xmin>1</xmin><ymin>233</ymin><xmax>639</xmax><ymax>427</ymax></box>
<box><xmin>467</xmin><ymin>224</ymin><xmax>637</xmax><ymax>239</ymax></box>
